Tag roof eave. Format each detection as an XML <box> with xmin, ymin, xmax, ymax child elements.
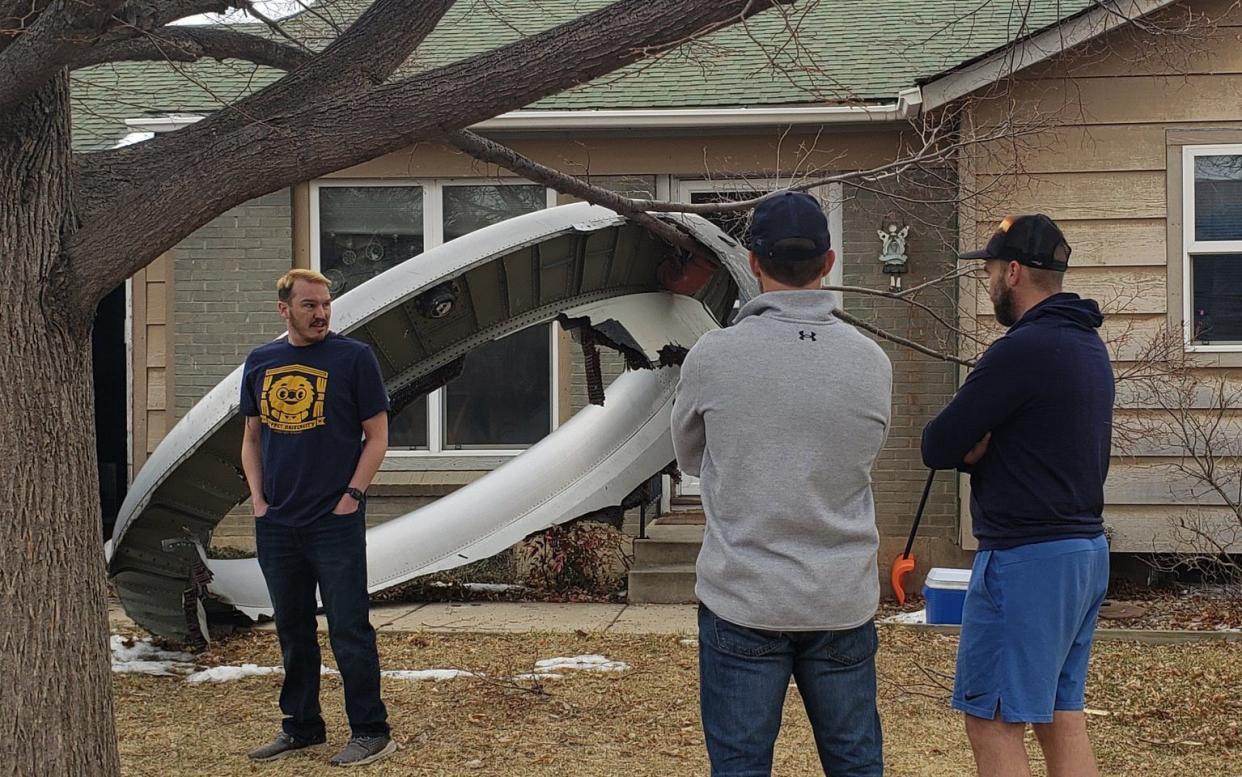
<box><xmin>919</xmin><ymin>0</ymin><xmax>1179</xmax><ymax>111</ymax></box>
<box><xmin>118</xmin><ymin>96</ymin><xmax>927</xmax><ymax>153</ymax></box>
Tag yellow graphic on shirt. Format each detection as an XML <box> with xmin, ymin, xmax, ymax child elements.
<box><xmin>259</xmin><ymin>365</ymin><xmax>329</xmax><ymax>433</ymax></box>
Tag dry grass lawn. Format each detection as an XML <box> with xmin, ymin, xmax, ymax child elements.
<box><xmin>113</xmin><ymin>627</ymin><xmax>1241</xmax><ymax>776</ymax></box>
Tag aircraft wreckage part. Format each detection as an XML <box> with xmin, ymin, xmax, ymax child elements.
<box><xmin>109</xmin><ymin>203</ymin><xmax>754</xmax><ymax>641</ymax></box>
<box><xmin>207</xmin><ymin>294</ymin><xmax>716</xmax><ymax>618</ymax></box>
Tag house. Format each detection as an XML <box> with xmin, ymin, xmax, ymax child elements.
<box><xmin>83</xmin><ymin>0</ymin><xmax>1242</xmax><ymax>597</ymax></box>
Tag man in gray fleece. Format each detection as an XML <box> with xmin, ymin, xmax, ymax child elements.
<box><xmin>673</xmin><ymin>191</ymin><xmax>892</xmax><ymax>777</ymax></box>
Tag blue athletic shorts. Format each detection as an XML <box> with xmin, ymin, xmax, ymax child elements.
<box><xmin>952</xmin><ymin>534</ymin><xmax>1109</xmax><ymax>724</ymax></box>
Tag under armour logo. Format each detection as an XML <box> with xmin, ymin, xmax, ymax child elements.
<box><xmin>799</xmin><ymin>330</ymin><xmax>817</xmax><ymax>341</ymax></box>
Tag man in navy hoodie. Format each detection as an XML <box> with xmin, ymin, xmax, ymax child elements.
<box><xmin>922</xmin><ymin>214</ymin><xmax>1113</xmax><ymax>777</ymax></box>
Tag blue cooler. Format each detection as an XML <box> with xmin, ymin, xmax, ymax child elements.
<box><xmin>923</xmin><ymin>567</ymin><xmax>972</xmax><ymax>625</ymax></box>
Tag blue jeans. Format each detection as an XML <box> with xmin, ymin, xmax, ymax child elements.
<box><xmin>698</xmin><ymin>605</ymin><xmax>883</xmax><ymax>777</ymax></box>
<box><xmin>255</xmin><ymin>507</ymin><xmax>389</xmax><ymax>740</ymax></box>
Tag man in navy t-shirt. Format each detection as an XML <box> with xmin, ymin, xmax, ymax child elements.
<box><xmin>240</xmin><ymin>269</ymin><xmax>395</xmax><ymax>767</ymax></box>
<box><xmin>922</xmin><ymin>215</ymin><xmax>1113</xmax><ymax>777</ymax></box>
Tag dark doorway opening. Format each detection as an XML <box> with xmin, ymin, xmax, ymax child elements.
<box><xmin>95</xmin><ymin>284</ymin><xmax>128</xmax><ymax>540</ymax></box>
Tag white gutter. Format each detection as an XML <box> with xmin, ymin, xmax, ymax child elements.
<box><xmin>920</xmin><ymin>0</ymin><xmax>1177</xmax><ymax>110</ymax></box>
<box><xmin>119</xmin><ymin>91</ymin><xmax>923</xmax><ymax>143</ymax></box>
<box><xmin>473</xmin><ymin>96</ymin><xmax>921</xmax><ymax>131</ymax></box>
<box><xmin>124</xmin><ymin>114</ymin><xmax>206</xmax><ymax>133</ymax></box>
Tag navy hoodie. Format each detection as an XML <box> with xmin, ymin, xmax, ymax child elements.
<box><xmin>921</xmin><ymin>293</ymin><xmax>1113</xmax><ymax>549</ymax></box>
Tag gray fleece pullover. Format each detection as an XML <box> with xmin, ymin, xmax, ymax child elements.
<box><xmin>672</xmin><ymin>290</ymin><xmax>893</xmax><ymax>631</ymax></box>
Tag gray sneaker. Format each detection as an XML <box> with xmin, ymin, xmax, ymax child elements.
<box><xmin>329</xmin><ymin>735</ymin><xmax>397</xmax><ymax>767</ymax></box>
<box><xmin>246</xmin><ymin>731</ymin><xmax>327</xmax><ymax>762</ymax></box>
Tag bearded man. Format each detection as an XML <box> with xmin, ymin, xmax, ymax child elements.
<box><xmin>922</xmin><ymin>214</ymin><xmax>1114</xmax><ymax>777</ymax></box>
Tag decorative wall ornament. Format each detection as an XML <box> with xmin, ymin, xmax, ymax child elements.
<box><xmin>877</xmin><ymin>214</ymin><xmax>910</xmax><ymax>290</ymax></box>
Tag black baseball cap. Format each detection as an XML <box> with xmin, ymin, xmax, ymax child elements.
<box><xmin>750</xmin><ymin>191</ymin><xmax>831</xmax><ymax>258</ymax></box>
<box><xmin>960</xmin><ymin>213</ymin><xmax>1071</xmax><ymax>271</ymax></box>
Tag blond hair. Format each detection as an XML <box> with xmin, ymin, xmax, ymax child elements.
<box><xmin>276</xmin><ymin>269</ymin><xmax>331</xmax><ymax>303</ymax></box>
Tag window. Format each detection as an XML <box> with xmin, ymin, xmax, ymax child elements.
<box><xmin>312</xmin><ymin>180</ymin><xmax>559</xmax><ymax>453</ymax></box>
<box><xmin>677</xmin><ymin>180</ymin><xmax>844</xmax><ymax>290</ymax></box>
<box><xmin>1182</xmin><ymin>147</ymin><xmax>1242</xmax><ymax>350</ymax></box>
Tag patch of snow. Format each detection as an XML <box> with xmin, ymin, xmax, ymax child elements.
<box><xmin>111</xmin><ymin>635</ymin><xmax>196</xmax><ymax>664</ymax></box>
<box><xmin>112</xmin><ymin>660</ymin><xmax>188</xmax><ymax>676</ymax></box>
<box><xmin>464</xmin><ymin>583</ymin><xmax>526</xmax><ymax>593</ymax></box>
<box><xmin>186</xmin><ymin>664</ymin><xmax>283</xmax><ymax>684</ymax></box>
<box><xmin>534</xmin><ymin>655</ymin><xmax>630</xmax><ymax>673</ymax></box>
<box><xmin>881</xmin><ymin>609</ymin><xmax>927</xmax><ymax>625</ymax></box>
<box><xmin>427</xmin><ymin>581</ymin><xmax>527</xmax><ymax>593</ymax></box>
<box><xmin>110</xmin><ymin>636</ymin><xmax>197</xmax><ymax>677</ymax></box>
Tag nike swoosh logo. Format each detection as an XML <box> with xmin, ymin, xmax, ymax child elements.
<box><xmin>963</xmin><ymin>692</ymin><xmax>987</xmax><ymax>702</ymax></box>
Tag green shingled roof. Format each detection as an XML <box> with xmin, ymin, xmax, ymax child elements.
<box><xmin>72</xmin><ymin>0</ymin><xmax>1094</xmax><ymax>151</ymax></box>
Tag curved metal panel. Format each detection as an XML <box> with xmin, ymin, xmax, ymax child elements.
<box><xmin>109</xmin><ymin>203</ymin><xmax>753</xmax><ymax>640</ymax></box>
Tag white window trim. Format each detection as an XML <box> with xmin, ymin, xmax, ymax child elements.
<box><xmin>309</xmin><ymin>177</ymin><xmax>562</xmax><ymax>457</ymax></box>
<box><xmin>674</xmin><ymin>178</ymin><xmax>845</xmax><ymax>288</ymax></box>
<box><xmin>1180</xmin><ymin>144</ymin><xmax>1242</xmax><ymax>353</ymax></box>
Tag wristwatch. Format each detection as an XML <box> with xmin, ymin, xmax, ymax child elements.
<box><xmin>345</xmin><ymin>487</ymin><xmax>366</xmax><ymax>503</ymax></box>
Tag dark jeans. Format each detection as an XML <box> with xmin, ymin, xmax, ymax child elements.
<box><xmin>698</xmin><ymin>605</ymin><xmax>883</xmax><ymax>777</ymax></box>
<box><xmin>255</xmin><ymin>507</ymin><xmax>389</xmax><ymax>740</ymax></box>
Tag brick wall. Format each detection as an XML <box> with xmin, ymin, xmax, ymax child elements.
<box><xmin>840</xmin><ymin>171</ymin><xmax>960</xmax><ymax>541</ymax></box>
<box><xmin>173</xmin><ymin>190</ymin><xmax>292</xmax><ymax>416</ymax></box>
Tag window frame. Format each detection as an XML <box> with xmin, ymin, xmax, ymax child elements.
<box><xmin>309</xmin><ymin>177</ymin><xmax>562</xmax><ymax>458</ymax></box>
<box><xmin>1178</xmin><ymin>142</ymin><xmax>1242</xmax><ymax>355</ymax></box>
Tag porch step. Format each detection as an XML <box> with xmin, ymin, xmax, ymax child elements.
<box><xmin>633</xmin><ymin>524</ymin><xmax>704</xmax><ymax>565</ymax></box>
<box><xmin>654</xmin><ymin>510</ymin><xmax>705</xmax><ymax>526</ymax></box>
<box><xmin>628</xmin><ymin>523</ymin><xmax>704</xmax><ymax>603</ymax></box>
<box><xmin>627</xmin><ymin>564</ymin><xmax>699</xmax><ymax>604</ymax></box>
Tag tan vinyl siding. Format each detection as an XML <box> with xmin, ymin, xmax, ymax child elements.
<box><xmin>130</xmin><ymin>253</ymin><xmax>175</xmax><ymax>473</ymax></box>
<box><xmin>958</xmin><ymin>0</ymin><xmax>1242</xmax><ymax>551</ymax></box>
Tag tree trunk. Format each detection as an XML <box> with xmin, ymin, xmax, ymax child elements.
<box><xmin>0</xmin><ymin>72</ymin><xmax>121</xmax><ymax>777</ymax></box>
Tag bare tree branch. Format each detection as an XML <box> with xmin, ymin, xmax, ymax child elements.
<box><xmin>71</xmin><ymin>24</ymin><xmax>311</xmax><ymax>69</ymax></box>
<box><xmin>230</xmin><ymin>0</ymin><xmax>312</xmax><ymax>52</ymax></box>
<box><xmin>112</xmin><ymin>0</ymin><xmax>231</xmax><ymax>28</ymax></box>
<box><xmin>66</xmin><ymin>0</ymin><xmax>797</xmax><ymax>315</ymax></box>
<box><xmin>834</xmin><ymin>309</ymin><xmax>977</xmax><ymax>368</ymax></box>
<box><xmin>448</xmin><ymin>127</ymin><xmax>992</xmax><ymax>364</ymax></box>
<box><xmin>525</xmin><ymin>120</ymin><xmax>1038</xmax><ymax>217</ymax></box>
<box><xmin>292</xmin><ymin>0</ymin><xmax>459</xmax><ymax>86</ymax></box>
<box><xmin>447</xmin><ymin>129</ymin><xmax>702</xmax><ymax>255</ymax></box>
<box><xmin>0</xmin><ymin>0</ymin><xmax>127</xmax><ymax>110</ymax></box>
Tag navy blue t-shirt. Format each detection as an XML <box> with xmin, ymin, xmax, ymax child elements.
<box><xmin>240</xmin><ymin>332</ymin><xmax>389</xmax><ymax>526</ymax></box>
<box><xmin>921</xmin><ymin>294</ymin><xmax>1114</xmax><ymax>550</ymax></box>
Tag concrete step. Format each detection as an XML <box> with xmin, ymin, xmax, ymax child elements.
<box><xmin>656</xmin><ymin>510</ymin><xmax>705</xmax><ymax>525</ymax></box>
<box><xmin>633</xmin><ymin>527</ymin><xmax>704</xmax><ymax>566</ymax></box>
<box><xmin>627</xmin><ymin>564</ymin><xmax>699</xmax><ymax>604</ymax></box>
